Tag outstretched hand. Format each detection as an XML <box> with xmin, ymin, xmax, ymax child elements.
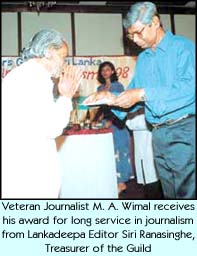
<box><xmin>113</xmin><ymin>88</ymin><xmax>144</xmax><ymax>108</ymax></box>
<box><xmin>58</xmin><ymin>65</ymin><xmax>83</xmax><ymax>98</ymax></box>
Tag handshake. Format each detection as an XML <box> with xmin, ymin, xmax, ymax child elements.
<box><xmin>83</xmin><ymin>88</ymin><xmax>145</xmax><ymax>108</ymax></box>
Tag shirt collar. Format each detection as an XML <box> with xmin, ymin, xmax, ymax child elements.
<box><xmin>145</xmin><ymin>30</ymin><xmax>173</xmax><ymax>55</ymax></box>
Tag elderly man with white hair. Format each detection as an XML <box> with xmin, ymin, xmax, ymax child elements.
<box><xmin>2</xmin><ymin>29</ymin><xmax>82</xmax><ymax>198</ymax></box>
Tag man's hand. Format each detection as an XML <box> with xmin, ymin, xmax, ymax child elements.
<box><xmin>83</xmin><ymin>91</ymin><xmax>116</xmax><ymax>105</ymax></box>
<box><xmin>113</xmin><ymin>88</ymin><xmax>145</xmax><ymax>108</ymax></box>
<box><xmin>58</xmin><ymin>65</ymin><xmax>83</xmax><ymax>98</ymax></box>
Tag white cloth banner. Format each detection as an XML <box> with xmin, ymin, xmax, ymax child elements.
<box><xmin>1</xmin><ymin>56</ymin><xmax>136</xmax><ymax>94</ymax></box>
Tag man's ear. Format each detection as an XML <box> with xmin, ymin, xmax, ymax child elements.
<box><xmin>46</xmin><ymin>47</ymin><xmax>55</xmax><ymax>59</ymax></box>
<box><xmin>152</xmin><ymin>15</ymin><xmax>160</xmax><ymax>29</ymax></box>
<box><xmin>45</xmin><ymin>50</ymin><xmax>51</xmax><ymax>59</ymax></box>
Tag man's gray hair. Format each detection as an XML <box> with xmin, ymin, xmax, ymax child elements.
<box><xmin>123</xmin><ymin>2</ymin><xmax>160</xmax><ymax>29</ymax></box>
<box><xmin>21</xmin><ymin>28</ymin><xmax>67</xmax><ymax>61</ymax></box>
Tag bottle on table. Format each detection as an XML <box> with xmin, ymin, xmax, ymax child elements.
<box><xmin>85</xmin><ymin>109</ymin><xmax>92</xmax><ymax>129</ymax></box>
<box><xmin>73</xmin><ymin>109</ymin><xmax>80</xmax><ymax>130</ymax></box>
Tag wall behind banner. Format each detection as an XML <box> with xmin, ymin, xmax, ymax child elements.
<box><xmin>1</xmin><ymin>56</ymin><xmax>136</xmax><ymax>123</ymax></box>
<box><xmin>2</xmin><ymin>11</ymin><xmax>195</xmax><ymax>57</ymax></box>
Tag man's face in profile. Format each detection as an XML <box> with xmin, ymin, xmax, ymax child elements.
<box><xmin>49</xmin><ymin>42</ymin><xmax>68</xmax><ymax>78</ymax></box>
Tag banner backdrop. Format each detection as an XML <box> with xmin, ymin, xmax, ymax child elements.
<box><xmin>1</xmin><ymin>56</ymin><xmax>136</xmax><ymax>122</ymax></box>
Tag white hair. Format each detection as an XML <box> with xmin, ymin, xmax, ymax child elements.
<box><xmin>22</xmin><ymin>28</ymin><xmax>67</xmax><ymax>61</ymax></box>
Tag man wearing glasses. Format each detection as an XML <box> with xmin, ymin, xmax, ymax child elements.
<box><xmin>84</xmin><ymin>2</ymin><xmax>195</xmax><ymax>199</ymax></box>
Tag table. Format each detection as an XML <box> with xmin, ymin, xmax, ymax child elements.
<box><xmin>56</xmin><ymin>128</ymin><xmax>118</xmax><ymax>198</ymax></box>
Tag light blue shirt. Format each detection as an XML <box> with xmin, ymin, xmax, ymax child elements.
<box><xmin>113</xmin><ymin>31</ymin><xmax>195</xmax><ymax>124</ymax></box>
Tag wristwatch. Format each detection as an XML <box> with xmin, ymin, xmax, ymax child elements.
<box><xmin>140</xmin><ymin>89</ymin><xmax>146</xmax><ymax>102</ymax></box>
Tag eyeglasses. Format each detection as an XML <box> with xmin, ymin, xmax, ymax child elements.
<box><xmin>126</xmin><ymin>24</ymin><xmax>151</xmax><ymax>41</ymax></box>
